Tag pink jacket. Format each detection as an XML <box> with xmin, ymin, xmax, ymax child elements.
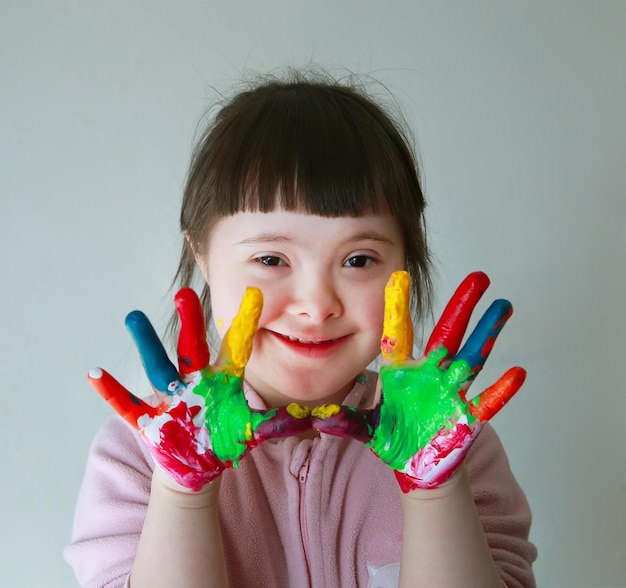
<box><xmin>65</xmin><ymin>370</ymin><xmax>537</xmax><ymax>587</ymax></box>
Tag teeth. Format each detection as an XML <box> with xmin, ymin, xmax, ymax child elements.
<box><xmin>284</xmin><ymin>334</ymin><xmax>336</xmax><ymax>344</ymax></box>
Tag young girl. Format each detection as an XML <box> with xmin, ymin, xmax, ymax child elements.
<box><xmin>65</xmin><ymin>71</ymin><xmax>537</xmax><ymax>588</ymax></box>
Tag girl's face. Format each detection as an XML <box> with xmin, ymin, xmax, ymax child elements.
<box><xmin>197</xmin><ymin>207</ymin><xmax>405</xmax><ymax>408</ymax></box>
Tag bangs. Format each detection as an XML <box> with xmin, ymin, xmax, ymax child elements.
<box><xmin>192</xmin><ymin>82</ymin><xmax>418</xmax><ymax>219</ymax></box>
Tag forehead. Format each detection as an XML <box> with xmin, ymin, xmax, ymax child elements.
<box><xmin>207</xmin><ymin>209</ymin><xmax>404</xmax><ymax>249</ymax></box>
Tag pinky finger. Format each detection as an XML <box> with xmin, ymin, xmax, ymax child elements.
<box><xmin>88</xmin><ymin>368</ymin><xmax>165</xmax><ymax>428</ymax></box>
<box><xmin>469</xmin><ymin>367</ymin><xmax>526</xmax><ymax>422</ymax></box>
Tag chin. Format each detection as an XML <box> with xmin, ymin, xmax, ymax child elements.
<box><xmin>275</xmin><ymin>370</ymin><xmax>361</xmax><ymax>407</ymax></box>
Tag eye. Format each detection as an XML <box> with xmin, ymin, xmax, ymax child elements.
<box><xmin>344</xmin><ymin>255</ymin><xmax>376</xmax><ymax>268</ymax></box>
<box><xmin>255</xmin><ymin>255</ymin><xmax>286</xmax><ymax>267</ymax></box>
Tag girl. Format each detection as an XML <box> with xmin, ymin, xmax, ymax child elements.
<box><xmin>65</xmin><ymin>70</ymin><xmax>537</xmax><ymax>587</ymax></box>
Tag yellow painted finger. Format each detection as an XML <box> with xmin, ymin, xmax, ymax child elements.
<box><xmin>220</xmin><ymin>287</ymin><xmax>263</xmax><ymax>376</ymax></box>
<box><xmin>380</xmin><ymin>271</ymin><xmax>413</xmax><ymax>363</ymax></box>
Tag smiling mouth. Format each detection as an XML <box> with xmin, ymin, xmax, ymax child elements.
<box><xmin>269</xmin><ymin>330</ymin><xmax>348</xmax><ymax>353</ymax></box>
<box><xmin>280</xmin><ymin>334</ymin><xmax>339</xmax><ymax>345</ymax></box>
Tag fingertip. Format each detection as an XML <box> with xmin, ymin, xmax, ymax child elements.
<box><xmin>175</xmin><ymin>287</ymin><xmax>198</xmax><ymax>302</ymax></box>
<box><xmin>466</xmin><ymin>271</ymin><xmax>490</xmax><ymax>291</ymax></box>
<box><xmin>243</xmin><ymin>286</ymin><xmax>263</xmax><ymax>307</ymax></box>
<box><xmin>386</xmin><ymin>270</ymin><xmax>410</xmax><ymax>290</ymax></box>
<box><xmin>510</xmin><ymin>366</ymin><xmax>527</xmax><ymax>387</ymax></box>
<box><xmin>124</xmin><ymin>310</ymin><xmax>147</xmax><ymax>329</ymax></box>
<box><xmin>492</xmin><ymin>298</ymin><xmax>513</xmax><ymax>320</ymax></box>
<box><xmin>88</xmin><ymin>367</ymin><xmax>104</xmax><ymax>380</ymax></box>
<box><xmin>174</xmin><ymin>287</ymin><xmax>202</xmax><ymax>314</ymax></box>
<box><xmin>239</xmin><ymin>286</ymin><xmax>264</xmax><ymax>321</ymax></box>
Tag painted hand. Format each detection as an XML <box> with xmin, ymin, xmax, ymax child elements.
<box><xmin>89</xmin><ymin>287</ymin><xmax>311</xmax><ymax>491</ymax></box>
<box><xmin>312</xmin><ymin>271</ymin><xmax>526</xmax><ymax>492</ymax></box>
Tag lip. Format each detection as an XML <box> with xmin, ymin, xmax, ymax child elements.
<box><xmin>267</xmin><ymin>330</ymin><xmax>350</xmax><ymax>359</ymax></box>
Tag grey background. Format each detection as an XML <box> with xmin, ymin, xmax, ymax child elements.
<box><xmin>1</xmin><ymin>1</ymin><xmax>625</xmax><ymax>586</ymax></box>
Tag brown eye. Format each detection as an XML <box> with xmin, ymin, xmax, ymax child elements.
<box><xmin>256</xmin><ymin>256</ymin><xmax>285</xmax><ymax>266</ymax></box>
<box><xmin>344</xmin><ymin>255</ymin><xmax>375</xmax><ymax>268</ymax></box>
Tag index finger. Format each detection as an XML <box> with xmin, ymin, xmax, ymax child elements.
<box><xmin>380</xmin><ymin>271</ymin><xmax>413</xmax><ymax>364</ymax></box>
<box><xmin>219</xmin><ymin>287</ymin><xmax>263</xmax><ymax>377</ymax></box>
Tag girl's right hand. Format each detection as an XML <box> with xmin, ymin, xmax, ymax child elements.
<box><xmin>89</xmin><ymin>287</ymin><xmax>311</xmax><ymax>492</ymax></box>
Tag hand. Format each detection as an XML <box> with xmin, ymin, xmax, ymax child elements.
<box><xmin>89</xmin><ymin>287</ymin><xmax>311</xmax><ymax>492</ymax></box>
<box><xmin>312</xmin><ymin>270</ymin><xmax>526</xmax><ymax>492</ymax></box>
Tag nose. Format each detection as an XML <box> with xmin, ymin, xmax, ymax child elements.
<box><xmin>287</xmin><ymin>275</ymin><xmax>343</xmax><ymax>323</ymax></box>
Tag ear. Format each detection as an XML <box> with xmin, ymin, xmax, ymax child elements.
<box><xmin>185</xmin><ymin>231</ymin><xmax>210</xmax><ymax>283</ymax></box>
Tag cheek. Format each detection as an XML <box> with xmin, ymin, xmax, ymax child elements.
<box><xmin>354</xmin><ymin>288</ymin><xmax>387</xmax><ymax>335</ymax></box>
<box><xmin>209</xmin><ymin>284</ymin><xmax>248</xmax><ymax>337</ymax></box>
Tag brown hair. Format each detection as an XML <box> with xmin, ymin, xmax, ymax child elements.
<box><xmin>171</xmin><ymin>69</ymin><xmax>433</xmax><ymax>341</ymax></box>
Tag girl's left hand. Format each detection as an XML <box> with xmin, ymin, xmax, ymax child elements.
<box><xmin>312</xmin><ymin>270</ymin><xmax>526</xmax><ymax>492</ymax></box>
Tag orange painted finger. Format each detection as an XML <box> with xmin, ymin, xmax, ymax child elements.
<box><xmin>469</xmin><ymin>367</ymin><xmax>526</xmax><ymax>422</ymax></box>
<box><xmin>380</xmin><ymin>271</ymin><xmax>413</xmax><ymax>364</ymax></box>
<box><xmin>219</xmin><ymin>287</ymin><xmax>263</xmax><ymax>377</ymax></box>
<box><xmin>87</xmin><ymin>367</ymin><xmax>166</xmax><ymax>428</ymax></box>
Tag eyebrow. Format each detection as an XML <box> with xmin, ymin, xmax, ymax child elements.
<box><xmin>236</xmin><ymin>230</ymin><xmax>396</xmax><ymax>246</ymax></box>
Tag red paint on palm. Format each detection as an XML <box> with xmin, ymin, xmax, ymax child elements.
<box><xmin>150</xmin><ymin>400</ymin><xmax>227</xmax><ymax>490</ymax></box>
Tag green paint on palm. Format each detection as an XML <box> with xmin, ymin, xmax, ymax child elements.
<box><xmin>368</xmin><ymin>347</ymin><xmax>475</xmax><ymax>470</ymax></box>
<box><xmin>192</xmin><ymin>371</ymin><xmax>276</xmax><ymax>466</ymax></box>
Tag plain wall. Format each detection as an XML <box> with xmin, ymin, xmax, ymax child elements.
<box><xmin>1</xmin><ymin>1</ymin><xmax>625</xmax><ymax>586</ymax></box>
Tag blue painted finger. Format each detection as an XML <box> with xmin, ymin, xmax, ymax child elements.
<box><xmin>454</xmin><ymin>299</ymin><xmax>513</xmax><ymax>380</ymax></box>
<box><xmin>125</xmin><ymin>310</ymin><xmax>184</xmax><ymax>396</ymax></box>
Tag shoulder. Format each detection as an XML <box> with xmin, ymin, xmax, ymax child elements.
<box><xmin>65</xmin><ymin>417</ymin><xmax>153</xmax><ymax>586</ymax></box>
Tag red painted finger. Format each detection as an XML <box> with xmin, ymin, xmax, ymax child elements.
<box><xmin>88</xmin><ymin>367</ymin><xmax>166</xmax><ymax>428</ymax></box>
<box><xmin>469</xmin><ymin>367</ymin><xmax>526</xmax><ymax>422</ymax></box>
<box><xmin>175</xmin><ymin>288</ymin><xmax>210</xmax><ymax>374</ymax></box>
<box><xmin>424</xmin><ymin>271</ymin><xmax>491</xmax><ymax>358</ymax></box>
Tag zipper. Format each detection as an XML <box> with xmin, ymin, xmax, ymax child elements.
<box><xmin>299</xmin><ymin>444</ymin><xmax>311</xmax><ymax>552</ymax></box>
<box><xmin>295</xmin><ymin>440</ymin><xmax>313</xmax><ymax>584</ymax></box>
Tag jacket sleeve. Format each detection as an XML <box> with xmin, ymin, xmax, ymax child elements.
<box><xmin>64</xmin><ymin>416</ymin><xmax>154</xmax><ymax>588</ymax></box>
<box><xmin>466</xmin><ymin>423</ymin><xmax>538</xmax><ymax>588</ymax></box>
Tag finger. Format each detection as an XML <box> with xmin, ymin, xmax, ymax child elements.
<box><xmin>424</xmin><ymin>271</ymin><xmax>490</xmax><ymax>358</ymax></box>
<box><xmin>311</xmin><ymin>404</ymin><xmax>375</xmax><ymax>443</ymax></box>
<box><xmin>380</xmin><ymin>271</ymin><xmax>413</xmax><ymax>364</ymax></box>
<box><xmin>454</xmin><ymin>299</ymin><xmax>513</xmax><ymax>380</ymax></box>
<box><xmin>88</xmin><ymin>367</ymin><xmax>165</xmax><ymax>428</ymax></box>
<box><xmin>469</xmin><ymin>367</ymin><xmax>526</xmax><ymax>421</ymax></box>
<box><xmin>254</xmin><ymin>404</ymin><xmax>313</xmax><ymax>441</ymax></box>
<box><xmin>125</xmin><ymin>310</ymin><xmax>184</xmax><ymax>395</ymax></box>
<box><xmin>175</xmin><ymin>288</ymin><xmax>210</xmax><ymax>374</ymax></box>
<box><xmin>219</xmin><ymin>287</ymin><xmax>263</xmax><ymax>376</ymax></box>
